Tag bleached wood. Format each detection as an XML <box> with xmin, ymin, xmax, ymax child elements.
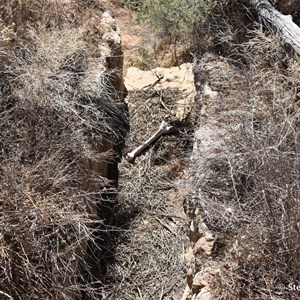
<box><xmin>249</xmin><ymin>0</ymin><xmax>300</xmax><ymax>54</ymax></box>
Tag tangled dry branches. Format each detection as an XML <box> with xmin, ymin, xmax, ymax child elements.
<box><xmin>98</xmin><ymin>85</ymin><xmax>194</xmax><ymax>299</ymax></box>
<box><xmin>0</xmin><ymin>1</ymin><xmax>128</xmax><ymax>299</ymax></box>
<box><xmin>185</xmin><ymin>28</ymin><xmax>300</xmax><ymax>299</ymax></box>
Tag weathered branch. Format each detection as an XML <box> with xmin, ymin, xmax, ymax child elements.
<box><xmin>126</xmin><ymin>121</ymin><xmax>173</xmax><ymax>162</ymax></box>
<box><xmin>0</xmin><ymin>291</ymin><xmax>13</xmax><ymax>300</ymax></box>
<box><xmin>249</xmin><ymin>0</ymin><xmax>300</xmax><ymax>54</ymax></box>
<box><xmin>142</xmin><ymin>74</ymin><xmax>164</xmax><ymax>92</ymax></box>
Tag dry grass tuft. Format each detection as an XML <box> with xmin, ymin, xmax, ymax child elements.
<box><xmin>0</xmin><ymin>1</ymin><xmax>128</xmax><ymax>299</ymax></box>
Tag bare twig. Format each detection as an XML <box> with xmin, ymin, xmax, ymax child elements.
<box><xmin>0</xmin><ymin>291</ymin><xmax>13</xmax><ymax>300</ymax></box>
<box><xmin>154</xmin><ymin>216</ymin><xmax>177</xmax><ymax>236</ymax></box>
<box><xmin>143</xmin><ymin>74</ymin><xmax>164</xmax><ymax>92</ymax></box>
<box><xmin>159</xmin><ymin>90</ymin><xmax>174</xmax><ymax>115</ymax></box>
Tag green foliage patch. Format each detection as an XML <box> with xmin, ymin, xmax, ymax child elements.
<box><xmin>141</xmin><ymin>0</ymin><xmax>216</xmax><ymax>43</ymax></box>
<box><xmin>120</xmin><ymin>0</ymin><xmax>216</xmax><ymax>43</ymax></box>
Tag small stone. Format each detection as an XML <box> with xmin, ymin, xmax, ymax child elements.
<box><xmin>184</xmin><ymin>246</ymin><xmax>194</xmax><ymax>263</ymax></box>
<box><xmin>192</xmin><ymin>272</ymin><xmax>213</xmax><ymax>292</ymax></box>
<box><xmin>195</xmin><ymin>287</ymin><xmax>212</xmax><ymax>300</ymax></box>
<box><xmin>189</xmin><ymin>220</ymin><xmax>203</xmax><ymax>243</ymax></box>
<box><xmin>187</xmin><ymin>267</ymin><xmax>193</xmax><ymax>289</ymax></box>
<box><xmin>192</xmin><ymin>273</ymin><xmax>206</xmax><ymax>291</ymax></box>
<box><xmin>193</xmin><ymin>237</ymin><xmax>214</xmax><ymax>256</ymax></box>
<box><xmin>205</xmin><ymin>232</ymin><xmax>215</xmax><ymax>242</ymax></box>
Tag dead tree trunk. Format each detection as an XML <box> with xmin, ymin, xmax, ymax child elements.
<box><xmin>249</xmin><ymin>0</ymin><xmax>300</xmax><ymax>54</ymax></box>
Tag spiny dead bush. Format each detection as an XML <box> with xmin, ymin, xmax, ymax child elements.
<box><xmin>229</xmin><ymin>53</ymin><xmax>300</xmax><ymax>298</ymax></box>
<box><xmin>0</xmin><ymin>1</ymin><xmax>128</xmax><ymax>299</ymax></box>
<box><xmin>0</xmin><ymin>0</ymin><xmax>107</xmax><ymax>64</ymax></box>
<box><xmin>0</xmin><ymin>0</ymin><xmax>105</xmax><ymax>32</ymax></box>
<box><xmin>187</xmin><ymin>30</ymin><xmax>300</xmax><ymax>298</ymax></box>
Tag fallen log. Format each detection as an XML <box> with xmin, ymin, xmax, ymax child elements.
<box><xmin>248</xmin><ymin>0</ymin><xmax>300</xmax><ymax>54</ymax></box>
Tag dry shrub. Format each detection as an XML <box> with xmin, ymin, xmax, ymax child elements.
<box><xmin>0</xmin><ymin>0</ymin><xmax>105</xmax><ymax>31</ymax></box>
<box><xmin>230</xmin><ymin>34</ymin><xmax>300</xmax><ymax>298</ymax></box>
<box><xmin>188</xmin><ymin>29</ymin><xmax>300</xmax><ymax>298</ymax></box>
<box><xmin>0</xmin><ymin>1</ymin><xmax>128</xmax><ymax>299</ymax></box>
<box><xmin>191</xmin><ymin>0</ymin><xmax>252</xmax><ymax>58</ymax></box>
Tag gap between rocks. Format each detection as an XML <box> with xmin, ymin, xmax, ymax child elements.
<box><xmin>99</xmin><ymin>3</ymin><xmax>198</xmax><ymax>299</ymax></box>
<box><xmin>102</xmin><ymin>65</ymin><xmax>196</xmax><ymax>300</ymax></box>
